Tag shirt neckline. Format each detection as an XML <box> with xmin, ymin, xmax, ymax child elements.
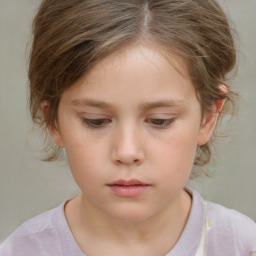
<box><xmin>166</xmin><ymin>188</ymin><xmax>205</xmax><ymax>255</ymax></box>
<box><xmin>52</xmin><ymin>188</ymin><xmax>204</xmax><ymax>256</ymax></box>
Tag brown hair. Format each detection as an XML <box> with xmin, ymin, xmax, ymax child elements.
<box><xmin>29</xmin><ymin>0</ymin><xmax>238</xmax><ymax>176</ymax></box>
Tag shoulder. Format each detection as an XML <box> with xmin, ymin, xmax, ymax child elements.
<box><xmin>207</xmin><ymin>201</ymin><xmax>256</xmax><ymax>236</ymax></box>
<box><xmin>206</xmin><ymin>200</ymin><xmax>256</xmax><ymax>254</ymax></box>
<box><xmin>0</xmin><ymin>203</ymin><xmax>65</xmax><ymax>256</ymax></box>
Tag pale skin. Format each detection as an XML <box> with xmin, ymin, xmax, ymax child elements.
<box><xmin>44</xmin><ymin>42</ymin><xmax>224</xmax><ymax>256</ymax></box>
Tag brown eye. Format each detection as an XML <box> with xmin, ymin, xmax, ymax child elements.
<box><xmin>148</xmin><ymin>118</ymin><xmax>175</xmax><ymax>128</ymax></box>
<box><xmin>82</xmin><ymin>118</ymin><xmax>111</xmax><ymax>128</ymax></box>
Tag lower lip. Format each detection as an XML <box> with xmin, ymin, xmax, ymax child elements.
<box><xmin>107</xmin><ymin>185</ymin><xmax>149</xmax><ymax>197</ymax></box>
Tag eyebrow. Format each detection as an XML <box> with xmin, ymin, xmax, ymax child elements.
<box><xmin>71</xmin><ymin>98</ymin><xmax>187</xmax><ymax>111</ymax></box>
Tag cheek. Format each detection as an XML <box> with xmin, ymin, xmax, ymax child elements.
<box><xmin>64</xmin><ymin>135</ymin><xmax>105</xmax><ymax>188</ymax></box>
<box><xmin>154</xmin><ymin>127</ymin><xmax>198</xmax><ymax>180</ymax></box>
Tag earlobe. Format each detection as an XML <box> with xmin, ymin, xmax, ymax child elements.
<box><xmin>48</xmin><ymin>124</ymin><xmax>64</xmax><ymax>148</ymax></box>
<box><xmin>41</xmin><ymin>101</ymin><xmax>64</xmax><ymax>148</ymax></box>
<box><xmin>197</xmin><ymin>98</ymin><xmax>225</xmax><ymax>146</ymax></box>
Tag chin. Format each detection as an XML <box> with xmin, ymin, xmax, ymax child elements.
<box><xmin>105</xmin><ymin>205</ymin><xmax>157</xmax><ymax>223</ymax></box>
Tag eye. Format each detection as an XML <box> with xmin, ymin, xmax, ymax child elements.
<box><xmin>147</xmin><ymin>118</ymin><xmax>175</xmax><ymax>128</ymax></box>
<box><xmin>81</xmin><ymin>118</ymin><xmax>111</xmax><ymax>128</ymax></box>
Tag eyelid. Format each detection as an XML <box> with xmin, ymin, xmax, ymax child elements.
<box><xmin>81</xmin><ymin>118</ymin><xmax>111</xmax><ymax>128</ymax></box>
<box><xmin>80</xmin><ymin>117</ymin><xmax>176</xmax><ymax>129</ymax></box>
<box><xmin>146</xmin><ymin>118</ymin><xmax>175</xmax><ymax>128</ymax></box>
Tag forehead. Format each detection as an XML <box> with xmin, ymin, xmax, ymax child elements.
<box><xmin>60</xmin><ymin>42</ymin><xmax>197</xmax><ymax>110</ymax></box>
<box><xmin>84</xmin><ymin>42</ymin><xmax>190</xmax><ymax>84</ymax></box>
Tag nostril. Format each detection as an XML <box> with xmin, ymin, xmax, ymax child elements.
<box><xmin>115</xmin><ymin>156</ymin><xmax>142</xmax><ymax>166</ymax></box>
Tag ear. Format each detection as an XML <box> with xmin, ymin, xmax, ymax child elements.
<box><xmin>41</xmin><ymin>101</ymin><xmax>64</xmax><ymax>148</ymax></box>
<box><xmin>197</xmin><ymin>97</ymin><xmax>225</xmax><ymax>146</ymax></box>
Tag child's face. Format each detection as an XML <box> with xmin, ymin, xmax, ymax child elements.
<box><xmin>49</xmin><ymin>43</ymin><xmax>217</xmax><ymax>221</ymax></box>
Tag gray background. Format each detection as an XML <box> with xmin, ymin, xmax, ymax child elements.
<box><xmin>0</xmin><ymin>0</ymin><xmax>255</xmax><ymax>242</ymax></box>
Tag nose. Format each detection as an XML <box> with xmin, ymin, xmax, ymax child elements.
<box><xmin>111</xmin><ymin>124</ymin><xmax>145</xmax><ymax>166</ymax></box>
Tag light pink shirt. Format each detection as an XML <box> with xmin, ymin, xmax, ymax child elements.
<box><xmin>1</xmin><ymin>189</ymin><xmax>256</xmax><ymax>256</ymax></box>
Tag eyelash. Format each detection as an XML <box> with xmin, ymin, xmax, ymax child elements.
<box><xmin>81</xmin><ymin>118</ymin><xmax>175</xmax><ymax>129</ymax></box>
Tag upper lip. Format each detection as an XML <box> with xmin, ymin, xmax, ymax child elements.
<box><xmin>107</xmin><ymin>179</ymin><xmax>149</xmax><ymax>186</ymax></box>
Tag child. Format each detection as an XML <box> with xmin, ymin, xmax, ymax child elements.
<box><xmin>1</xmin><ymin>0</ymin><xmax>256</xmax><ymax>255</ymax></box>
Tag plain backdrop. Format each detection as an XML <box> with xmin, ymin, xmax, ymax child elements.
<box><xmin>0</xmin><ymin>0</ymin><xmax>256</xmax><ymax>242</ymax></box>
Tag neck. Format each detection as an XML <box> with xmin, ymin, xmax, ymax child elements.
<box><xmin>65</xmin><ymin>189</ymin><xmax>192</xmax><ymax>249</ymax></box>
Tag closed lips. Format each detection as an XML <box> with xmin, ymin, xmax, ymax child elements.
<box><xmin>107</xmin><ymin>179</ymin><xmax>149</xmax><ymax>186</ymax></box>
